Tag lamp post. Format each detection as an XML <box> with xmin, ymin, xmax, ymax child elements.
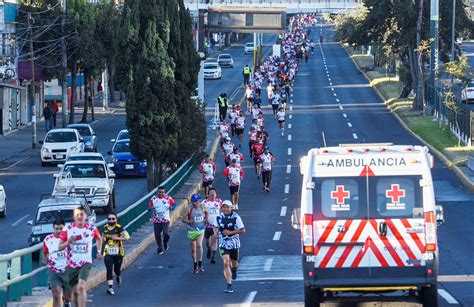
<box><xmin>451</xmin><ymin>0</ymin><xmax>456</xmax><ymax>62</ymax></box>
<box><xmin>429</xmin><ymin>0</ymin><xmax>439</xmax><ymax>112</ymax></box>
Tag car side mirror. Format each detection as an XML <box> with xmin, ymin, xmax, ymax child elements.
<box><xmin>39</xmin><ymin>140</ymin><xmax>44</xmax><ymax>144</ymax></box>
<box><xmin>291</xmin><ymin>208</ymin><xmax>301</xmax><ymax>230</ymax></box>
<box><xmin>53</xmin><ymin>173</ymin><xmax>59</xmax><ymax>178</ymax></box>
<box><xmin>107</xmin><ymin>163</ymin><xmax>115</xmax><ymax>168</ymax></box>
<box><xmin>109</xmin><ymin>172</ymin><xmax>116</xmax><ymax>178</ymax></box>
<box><xmin>107</xmin><ymin>151</ymin><xmax>112</xmax><ymax>156</ymax></box>
<box><xmin>110</xmin><ymin>139</ymin><xmax>116</xmax><ymax>143</ymax></box>
<box><xmin>27</xmin><ymin>220</ymin><xmax>33</xmax><ymax>225</ymax></box>
<box><xmin>79</xmin><ymin>137</ymin><xmax>84</xmax><ymax>142</ymax></box>
<box><xmin>436</xmin><ymin>205</ymin><xmax>445</xmax><ymax>227</ymax></box>
<box><xmin>57</xmin><ymin>164</ymin><xmax>64</xmax><ymax>169</ymax></box>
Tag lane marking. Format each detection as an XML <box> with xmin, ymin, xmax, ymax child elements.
<box><xmin>339</xmin><ymin>105</ymin><xmax>343</xmax><ymax>110</ymax></box>
<box><xmin>336</xmin><ymin>98</ymin><xmax>340</xmax><ymax>102</ymax></box>
<box><xmin>347</xmin><ymin>122</ymin><xmax>353</xmax><ymax>127</ymax></box>
<box><xmin>288</xmin><ymin>148</ymin><xmax>292</xmax><ymax>156</ymax></box>
<box><xmin>242</xmin><ymin>291</ymin><xmax>258</xmax><ymax>307</ymax></box>
<box><xmin>290</xmin><ymin>94</ymin><xmax>293</xmax><ymax>97</ymax></box>
<box><xmin>12</xmin><ymin>214</ymin><xmax>31</xmax><ymax>227</ymax></box>
<box><xmin>333</xmin><ymin>93</ymin><xmax>337</xmax><ymax>97</ymax></box>
<box><xmin>353</xmin><ymin>133</ymin><xmax>358</xmax><ymax>139</ymax></box>
<box><xmin>329</xmin><ymin>82</ymin><xmax>333</xmax><ymax>86</ymax></box>
<box><xmin>331</xmin><ymin>87</ymin><xmax>335</xmax><ymax>91</ymax></box>
<box><xmin>328</xmin><ymin>78</ymin><xmax>331</xmax><ymax>81</ymax></box>
<box><xmin>284</xmin><ymin>184</ymin><xmax>290</xmax><ymax>194</ymax></box>
<box><xmin>288</xmin><ymin>123</ymin><xmax>292</xmax><ymax>129</ymax></box>
<box><xmin>289</xmin><ymin>106</ymin><xmax>293</xmax><ymax>111</ymax></box>
<box><xmin>289</xmin><ymin>115</ymin><xmax>292</xmax><ymax>119</ymax></box>
<box><xmin>290</xmin><ymin>99</ymin><xmax>293</xmax><ymax>103</ymax></box>
<box><xmin>273</xmin><ymin>231</ymin><xmax>282</xmax><ymax>241</ymax></box>
<box><xmin>288</xmin><ymin>134</ymin><xmax>292</xmax><ymax>141</ymax></box>
<box><xmin>263</xmin><ymin>259</ymin><xmax>274</xmax><ymax>272</ymax></box>
<box><xmin>343</xmin><ymin>113</ymin><xmax>347</xmax><ymax>118</ymax></box>
<box><xmin>437</xmin><ymin>289</ymin><xmax>459</xmax><ymax>304</ymax></box>
<box><xmin>280</xmin><ymin>206</ymin><xmax>287</xmax><ymax>216</ymax></box>
<box><xmin>286</xmin><ymin>165</ymin><xmax>291</xmax><ymax>174</ymax></box>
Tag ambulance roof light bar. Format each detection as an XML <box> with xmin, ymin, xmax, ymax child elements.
<box><xmin>338</xmin><ymin>143</ymin><xmax>394</xmax><ymax>147</ymax></box>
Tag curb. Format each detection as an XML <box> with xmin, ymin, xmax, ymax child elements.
<box><xmin>342</xmin><ymin>45</ymin><xmax>474</xmax><ymax>192</ymax></box>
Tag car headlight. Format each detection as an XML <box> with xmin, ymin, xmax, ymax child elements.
<box><xmin>96</xmin><ymin>188</ymin><xmax>108</xmax><ymax>194</ymax></box>
<box><xmin>112</xmin><ymin>157</ymin><xmax>118</xmax><ymax>163</ymax></box>
<box><xmin>141</xmin><ymin>161</ymin><xmax>147</xmax><ymax>166</ymax></box>
<box><xmin>42</xmin><ymin>147</ymin><xmax>51</xmax><ymax>153</ymax></box>
<box><xmin>85</xmin><ymin>141</ymin><xmax>92</xmax><ymax>146</ymax></box>
<box><xmin>30</xmin><ymin>236</ymin><xmax>41</xmax><ymax>244</ymax></box>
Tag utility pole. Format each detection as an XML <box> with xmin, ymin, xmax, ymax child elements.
<box><xmin>429</xmin><ymin>0</ymin><xmax>439</xmax><ymax>111</ymax></box>
<box><xmin>451</xmin><ymin>0</ymin><xmax>456</xmax><ymax>62</ymax></box>
<box><xmin>28</xmin><ymin>13</ymin><xmax>36</xmax><ymax>149</ymax></box>
<box><xmin>61</xmin><ymin>0</ymin><xmax>68</xmax><ymax>127</ymax></box>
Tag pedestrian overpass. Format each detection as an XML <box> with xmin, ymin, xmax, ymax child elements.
<box><xmin>184</xmin><ymin>0</ymin><xmax>363</xmax><ymax>14</ymax></box>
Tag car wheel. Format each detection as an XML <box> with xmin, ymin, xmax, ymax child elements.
<box><xmin>0</xmin><ymin>207</ymin><xmax>5</xmax><ymax>218</ymax></box>
<box><xmin>304</xmin><ymin>285</ymin><xmax>322</xmax><ymax>307</ymax></box>
<box><xmin>41</xmin><ymin>161</ymin><xmax>47</xmax><ymax>167</ymax></box>
<box><xmin>420</xmin><ymin>283</ymin><xmax>438</xmax><ymax>307</ymax></box>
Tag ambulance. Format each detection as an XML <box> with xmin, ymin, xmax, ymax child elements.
<box><xmin>292</xmin><ymin>144</ymin><xmax>445</xmax><ymax>306</ymax></box>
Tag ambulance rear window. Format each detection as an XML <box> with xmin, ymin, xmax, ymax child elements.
<box><xmin>374</xmin><ymin>177</ymin><xmax>422</xmax><ymax>218</ymax></box>
<box><xmin>320</xmin><ymin>179</ymin><xmax>360</xmax><ymax>218</ymax></box>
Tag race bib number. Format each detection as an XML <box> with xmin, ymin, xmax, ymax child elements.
<box><xmin>194</xmin><ymin>216</ymin><xmax>204</xmax><ymax>223</ymax></box>
<box><xmin>231</xmin><ymin>173</ymin><xmax>239</xmax><ymax>182</ymax></box>
<box><xmin>72</xmin><ymin>244</ymin><xmax>88</xmax><ymax>254</ymax></box>
<box><xmin>55</xmin><ymin>251</ymin><xmax>66</xmax><ymax>259</ymax></box>
<box><xmin>263</xmin><ymin>161</ymin><xmax>271</xmax><ymax>169</ymax></box>
<box><xmin>155</xmin><ymin>211</ymin><xmax>165</xmax><ymax>219</ymax></box>
<box><xmin>210</xmin><ymin>207</ymin><xmax>220</xmax><ymax>215</ymax></box>
<box><xmin>107</xmin><ymin>246</ymin><xmax>119</xmax><ymax>256</ymax></box>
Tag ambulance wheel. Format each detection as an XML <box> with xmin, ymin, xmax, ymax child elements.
<box><xmin>304</xmin><ymin>285</ymin><xmax>322</xmax><ymax>307</ymax></box>
<box><xmin>420</xmin><ymin>283</ymin><xmax>438</xmax><ymax>307</ymax></box>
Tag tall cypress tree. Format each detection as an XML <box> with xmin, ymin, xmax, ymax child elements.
<box><xmin>118</xmin><ymin>0</ymin><xmax>180</xmax><ymax>190</ymax></box>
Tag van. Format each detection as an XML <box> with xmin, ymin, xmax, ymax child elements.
<box><xmin>292</xmin><ymin>143</ymin><xmax>445</xmax><ymax>306</ymax></box>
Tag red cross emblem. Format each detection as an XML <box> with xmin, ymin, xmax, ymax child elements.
<box><xmin>386</xmin><ymin>184</ymin><xmax>405</xmax><ymax>203</ymax></box>
<box><xmin>331</xmin><ymin>185</ymin><xmax>350</xmax><ymax>205</ymax></box>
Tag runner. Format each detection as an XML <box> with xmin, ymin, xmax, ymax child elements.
<box><xmin>252</xmin><ymin>93</ymin><xmax>262</xmax><ymax>109</ymax></box>
<box><xmin>183</xmin><ymin>194</ymin><xmax>207</xmax><ymax>273</ymax></box>
<box><xmin>222</xmin><ymin>159</ymin><xmax>244</xmax><ymax>210</ymax></box>
<box><xmin>234</xmin><ymin>110</ymin><xmax>246</xmax><ymax>148</ymax></box>
<box><xmin>218</xmin><ymin>120</ymin><xmax>230</xmax><ymax>145</ymax></box>
<box><xmin>221</xmin><ymin>137</ymin><xmax>235</xmax><ymax>167</ymax></box>
<box><xmin>202</xmin><ymin>188</ymin><xmax>222</xmax><ymax>264</ymax></box>
<box><xmin>251</xmin><ymin>103</ymin><xmax>263</xmax><ymax>120</ymax></box>
<box><xmin>102</xmin><ymin>212</ymin><xmax>129</xmax><ymax>295</ymax></box>
<box><xmin>215</xmin><ymin>200</ymin><xmax>246</xmax><ymax>293</ymax></box>
<box><xmin>227</xmin><ymin>146</ymin><xmax>244</xmax><ymax>167</ymax></box>
<box><xmin>148</xmin><ymin>186</ymin><xmax>176</xmax><ymax>255</ymax></box>
<box><xmin>245</xmin><ymin>84</ymin><xmax>253</xmax><ymax>112</ymax></box>
<box><xmin>228</xmin><ymin>105</ymin><xmax>238</xmax><ymax>137</ymax></box>
<box><xmin>259</xmin><ymin>127</ymin><xmax>270</xmax><ymax>147</ymax></box>
<box><xmin>247</xmin><ymin>126</ymin><xmax>258</xmax><ymax>158</ymax></box>
<box><xmin>199</xmin><ymin>155</ymin><xmax>216</xmax><ymax>197</ymax></box>
<box><xmin>271</xmin><ymin>89</ymin><xmax>281</xmax><ymax>116</ymax></box>
<box><xmin>276</xmin><ymin>107</ymin><xmax>286</xmax><ymax>136</ymax></box>
<box><xmin>258</xmin><ymin>146</ymin><xmax>276</xmax><ymax>192</ymax></box>
<box><xmin>251</xmin><ymin>137</ymin><xmax>265</xmax><ymax>179</ymax></box>
<box><xmin>59</xmin><ymin>207</ymin><xmax>102</xmax><ymax>307</ymax></box>
<box><xmin>256</xmin><ymin>113</ymin><xmax>265</xmax><ymax>131</ymax></box>
<box><xmin>43</xmin><ymin>219</ymin><xmax>71</xmax><ymax>307</ymax></box>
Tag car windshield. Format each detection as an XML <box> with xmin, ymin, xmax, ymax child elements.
<box><xmin>118</xmin><ymin>131</ymin><xmax>129</xmax><ymax>140</ymax></box>
<box><xmin>220</xmin><ymin>55</ymin><xmax>231</xmax><ymax>59</ymax></box>
<box><xmin>113</xmin><ymin>142</ymin><xmax>130</xmax><ymax>153</ymax></box>
<box><xmin>205</xmin><ymin>64</ymin><xmax>218</xmax><ymax>69</ymax></box>
<box><xmin>45</xmin><ymin>132</ymin><xmax>77</xmax><ymax>143</ymax></box>
<box><xmin>246</xmin><ymin>43</ymin><xmax>254</xmax><ymax>47</ymax></box>
<box><xmin>70</xmin><ymin>126</ymin><xmax>91</xmax><ymax>136</ymax></box>
<box><xmin>36</xmin><ymin>208</ymin><xmax>74</xmax><ymax>225</ymax></box>
<box><xmin>68</xmin><ymin>156</ymin><xmax>103</xmax><ymax>161</ymax></box>
<box><xmin>63</xmin><ymin>163</ymin><xmax>106</xmax><ymax>178</ymax></box>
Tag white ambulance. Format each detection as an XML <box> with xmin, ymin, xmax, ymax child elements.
<box><xmin>292</xmin><ymin>144</ymin><xmax>445</xmax><ymax>306</ymax></box>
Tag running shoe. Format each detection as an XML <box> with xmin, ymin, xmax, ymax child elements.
<box><xmin>211</xmin><ymin>256</ymin><xmax>216</xmax><ymax>264</ymax></box>
<box><xmin>234</xmin><ymin>203</ymin><xmax>239</xmax><ymax>210</ymax></box>
<box><xmin>231</xmin><ymin>269</ymin><xmax>238</xmax><ymax>280</ymax></box>
<box><xmin>107</xmin><ymin>288</ymin><xmax>115</xmax><ymax>295</ymax></box>
<box><xmin>157</xmin><ymin>247</ymin><xmax>164</xmax><ymax>255</ymax></box>
<box><xmin>206</xmin><ymin>248</ymin><xmax>211</xmax><ymax>260</ymax></box>
<box><xmin>116</xmin><ymin>275</ymin><xmax>121</xmax><ymax>286</ymax></box>
<box><xmin>199</xmin><ymin>265</ymin><xmax>205</xmax><ymax>272</ymax></box>
<box><xmin>225</xmin><ymin>284</ymin><xmax>234</xmax><ymax>293</ymax></box>
<box><xmin>164</xmin><ymin>241</ymin><xmax>169</xmax><ymax>252</ymax></box>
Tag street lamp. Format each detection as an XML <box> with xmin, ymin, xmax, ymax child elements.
<box><xmin>451</xmin><ymin>0</ymin><xmax>456</xmax><ymax>62</ymax></box>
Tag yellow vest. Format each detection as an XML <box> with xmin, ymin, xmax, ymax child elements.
<box><xmin>243</xmin><ymin>67</ymin><xmax>251</xmax><ymax>75</ymax></box>
<box><xmin>218</xmin><ymin>96</ymin><xmax>227</xmax><ymax>107</ymax></box>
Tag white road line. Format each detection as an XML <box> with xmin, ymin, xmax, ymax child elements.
<box><xmin>242</xmin><ymin>291</ymin><xmax>258</xmax><ymax>307</ymax></box>
<box><xmin>286</xmin><ymin>165</ymin><xmax>291</xmax><ymax>174</ymax></box>
<box><xmin>284</xmin><ymin>184</ymin><xmax>290</xmax><ymax>194</ymax></box>
<box><xmin>289</xmin><ymin>114</ymin><xmax>292</xmax><ymax>119</ymax></box>
<box><xmin>288</xmin><ymin>123</ymin><xmax>292</xmax><ymax>129</ymax></box>
<box><xmin>343</xmin><ymin>113</ymin><xmax>347</xmax><ymax>118</ymax></box>
<box><xmin>353</xmin><ymin>133</ymin><xmax>358</xmax><ymax>139</ymax></box>
<box><xmin>329</xmin><ymin>82</ymin><xmax>333</xmax><ymax>86</ymax></box>
<box><xmin>336</xmin><ymin>98</ymin><xmax>340</xmax><ymax>102</ymax></box>
<box><xmin>438</xmin><ymin>289</ymin><xmax>459</xmax><ymax>304</ymax></box>
<box><xmin>347</xmin><ymin>122</ymin><xmax>352</xmax><ymax>127</ymax></box>
<box><xmin>263</xmin><ymin>258</ymin><xmax>274</xmax><ymax>272</ymax></box>
<box><xmin>290</xmin><ymin>94</ymin><xmax>293</xmax><ymax>97</ymax></box>
<box><xmin>288</xmin><ymin>148</ymin><xmax>292</xmax><ymax>156</ymax></box>
<box><xmin>331</xmin><ymin>87</ymin><xmax>335</xmax><ymax>91</ymax></box>
<box><xmin>280</xmin><ymin>206</ymin><xmax>288</xmax><ymax>216</ymax></box>
<box><xmin>333</xmin><ymin>93</ymin><xmax>337</xmax><ymax>97</ymax></box>
<box><xmin>12</xmin><ymin>214</ymin><xmax>31</xmax><ymax>227</ymax></box>
<box><xmin>339</xmin><ymin>105</ymin><xmax>343</xmax><ymax>110</ymax></box>
<box><xmin>273</xmin><ymin>231</ymin><xmax>282</xmax><ymax>241</ymax></box>
<box><xmin>289</xmin><ymin>106</ymin><xmax>293</xmax><ymax>111</ymax></box>
<box><xmin>290</xmin><ymin>99</ymin><xmax>293</xmax><ymax>103</ymax></box>
<box><xmin>288</xmin><ymin>135</ymin><xmax>292</xmax><ymax>141</ymax></box>
<box><xmin>328</xmin><ymin>78</ymin><xmax>331</xmax><ymax>81</ymax></box>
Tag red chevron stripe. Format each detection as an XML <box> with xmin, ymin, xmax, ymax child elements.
<box><xmin>314</xmin><ymin>220</ymin><xmax>337</xmax><ymax>256</ymax></box>
<box><xmin>368</xmin><ymin>237</ymin><xmax>390</xmax><ymax>267</ymax></box>
<box><xmin>335</xmin><ymin>220</ymin><xmax>367</xmax><ymax>268</ymax></box>
<box><xmin>369</xmin><ymin>220</ymin><xmax>404</xmax><ymax>267</ymax></box>
<box><xmin>319</xmin><ymin>220</ymin><xmax>353</xmax><ymax>268</ymax></box>
<box><xmin>400</xmin><ymin>219</ymin><xmax>425</xmax><ymax>254</ymax></box>
<box><xmin>387</xmin><ymin>219</ymin><xmax>422</xmax><ymax>266</ymax></box>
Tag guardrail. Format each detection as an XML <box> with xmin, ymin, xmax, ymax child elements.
<box><xmin>0</xmin><ymin>157</ymin><xmax>195</xmax><ymax>306</ymax></box>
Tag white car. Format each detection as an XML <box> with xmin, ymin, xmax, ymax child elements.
<box><xmin>54</xmin><ymin>160</ymin><xmax>116</xmax><ymax>213</ymax></box>
<box><xmin>217</xmin><ymin>54</ymin><xmax>234</xmax><ymax>68</ymax></box>
<box><xmin>461</xmin><ymin>82</ymin><xmax>474</xmax><ymax>103</ymax></box>
<box><xmin>244</xmin><ymin>42</ymin><xmax>255</xmax><ymax>54</ymax></box>
<box><xmin>203</xmin><ymin>62</ymin><xmax>222</xmax><ymax>80</ymax></box>
<box><xmin>0</xmin><ymin>185</ymin><xmax>6</xmax><ymax>218</ymax></box>
<box><xmin>40</xmin><ymin>129</ymin><xmax>85</xmax><ymax>166</ymax></box>
<box><xmin>110</xmin><ymin>129</ymin><xmax>129</xmax><ymax>144</ymax></box>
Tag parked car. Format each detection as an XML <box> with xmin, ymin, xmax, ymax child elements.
<box><xmin>461</xmin><ymin>82</ymin><xmax>474</xmax><ymax>103</ymax></box>
<box><xmin>67</xmin><ymin>124</ymin><xmax>98</xmax><ymax>152</ymax></box>
<box><xmin>244</xmin><ymin>42</ymin><xmax>255</xmax><ymax>54</ymax></box>
<box><xmin>203</xmin><ymin>62</ymin><xmax>222</xmax><ymax>80</ymax></box>
<box><xmin>110</xmin><ymin>129</ymin><xmax>129</xmax><ymax>146</ymax></box>
<box><xmin>217</xmin><ymin>54</ymin><xmax>234</xmax><ymax>68</ymax></box>
<box><xmin>0</xmin><ymin>185</ymin><xmax>6</xmax><ymax>218</ymax></box>
<box><xmin>40</xmin><ymin>129</ymin><xmax>84</xmax><ymax>166</ymax></box>
<box><xmin>108</xmin><ymin>139</ymin><xmax>147</xmax><ymax>177</ymax></box>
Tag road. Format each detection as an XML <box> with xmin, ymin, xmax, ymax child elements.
<box><xmin>0</xmin><ymin>36</ymin><xmax>275</xmax><ymax>254</ymax></box>
<box><xmin>88</xmin><ymin>26</ymin><xmax>474</xmax><ymax>306</ymax></box>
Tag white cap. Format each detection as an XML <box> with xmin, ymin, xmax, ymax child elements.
<box><xmin>222</xmin><ymin>200</ymin><xmax>233</xmax><ymax>207</ymax></box>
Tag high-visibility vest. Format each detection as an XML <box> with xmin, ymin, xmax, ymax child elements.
<box><xmin>243</xmin><ymin>67</ymin><xmax>251</xmax><ymax>75</ymax></box>
<box><xmin>218</xmin><ymin>96</ymin><xmax>227</xmax><ymax>107</ymax></box>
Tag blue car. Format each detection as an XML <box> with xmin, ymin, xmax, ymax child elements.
<box><xmin>108</xmin><ymin>139</ymin><xmax>147</xmax><ymax>176</ymax></box>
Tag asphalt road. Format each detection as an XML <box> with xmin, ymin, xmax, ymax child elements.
<box><xmin>0</xmin><ymin>36</ymin><xmax>275</xmax><ymax>254</ymax></box>
<box><xmin>88</xmin><ymin>26</ymin><xmax>474</xmax><ymax>306</ymax></box>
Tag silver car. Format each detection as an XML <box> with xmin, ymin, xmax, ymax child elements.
<box><xmin>68</xmin><ymin>124</ymin><xmax>98</xmax><ymax>152</ymax></box>
<box><xmin>217</xmin><ymin>54</ymin><xmax>234</xmax><ymax>68</ymax></box>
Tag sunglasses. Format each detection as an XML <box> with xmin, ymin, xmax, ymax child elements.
<box><xmin>108</xmin><ymin>218</ymin><xmax>116</xmax><ymax>221</ymax></box>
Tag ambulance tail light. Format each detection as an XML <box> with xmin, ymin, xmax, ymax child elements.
<box><xmin>303</xmin><ymin>214</ymin><xmax>314</xmax><ymax>254</ymax></box>
<box><xmin>425</xmin><ymin>211</ymin><xmax>437</xmax><ymax>252</ymax></box>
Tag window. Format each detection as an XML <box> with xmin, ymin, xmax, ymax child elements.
<box><xmin>321</xmin><ymin>179</ymin><xmax>359</xmax><ymax>218</ymax></box>
<box><xmin>64</xmin><ymin>164</ymin><xmax>106</xmax><ymax>178</ymax></box>
<box><xmin>36</xmin><ymin>209</ymin><xmax>74</xmax><ymax>224</ymax></box>
<box><xmin>71</xmin><ymin>126</ymin><xmax>91</xmax><ymax>136</ymax></box>
<box><xmin>375</xmin><ymin>177</ymin><xmax>419</xmax><ymax>217</ymax></box>
<box><xmin>118</xmin><ymin>131</ymin><xmax>129</xmax><ymax>140</ymax></box>
<box><xmin>113</xmin><ymin>142</ymin><xmax>130</xmax><ymax>153</ymax></box>
<box><xmin>45</xmin><ymin>132</ymin><xmax>77</xmax><ymax>143</ymax></box>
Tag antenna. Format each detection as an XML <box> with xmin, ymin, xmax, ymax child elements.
<box><xmin>321</xmin><ymin>131</ymin><xmax>327</xmax><ymax>147</ymax></box>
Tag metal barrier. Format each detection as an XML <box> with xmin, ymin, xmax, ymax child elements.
<box><xmin>0</xmin><ymin>157</ymin><xmax>195</xmax><ymax>306</ymax></box>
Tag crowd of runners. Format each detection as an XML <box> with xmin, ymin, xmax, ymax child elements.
<box><xmin>41</xmin><ymin>13</ymin><xmax>318</xmax><ymax>306</ymax></box>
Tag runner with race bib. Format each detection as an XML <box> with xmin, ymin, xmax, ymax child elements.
<box><xmin>201</xmin><ymin>188</ymin><xmax>223</xmax><ymax>264</ymax></box>
<box><xmin>183</xmin><ymin>194</ymin><xmax>208</xmax><ymax>273</ymax></box>
<box><xmin>148</xmin><ymin>186</ymin><xmax>176</xmax><ymax>255</ymax></box>
<box><xmin>258</xmin><ymin>146</ymin><xmax>276</xmax><ymax>192</ymax></box>
<box><xmin>223</xmin><ymin>159</ymin><xmax>244</xmax><ymax>210</ymax></box>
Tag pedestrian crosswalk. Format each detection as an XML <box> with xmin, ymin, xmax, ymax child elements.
<box><xmin>236</xmin><ymin>255</ymin><xmax>303</xmax><ymax>282</ymax></box>
<box><xmin>434</xmin><ymin>181</ymin><xmax>474</xmax><ymax>202</ymax></box>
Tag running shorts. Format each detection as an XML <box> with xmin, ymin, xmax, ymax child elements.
<box><xmin>67</xmin><ymin>263</ymin><xmax>92</xmax><ymax>287</ymax></box>
<box><xmin>235</xmin><ymin>128</ymin><xmax>244</xmax><ymax>136</ymax></box>
<box><xmin>48</xmin><ymin>269</ymin><xmax>71</xmax><ymax>292</ymax></box>
<box><xmin>278</xmin><ymin>120</ymin><xmax>285</xmax><ymax>124</ymax></box>
<box><xmin>204</xmin><ymin>228</ymin><xmax>215</xmax><ymax>239</ymax></box>
<box><xmin>229</xmin><ymin>185</ymin><xmax>240</xmax><ymax>195</ymax></box>
<box><xmin>187</xmin><ymin>229</ymin><xmax>205</xmax><ymax>241</ymax></box>
<box><xmin>202</xmin><ymin>180</ymin><xmax>213</xmax><ymax>188</ymax></box>
<box><xmin>219</xmin><ymin>248</ymin><xmax>240</xmax><ymax>261</ymax></box>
